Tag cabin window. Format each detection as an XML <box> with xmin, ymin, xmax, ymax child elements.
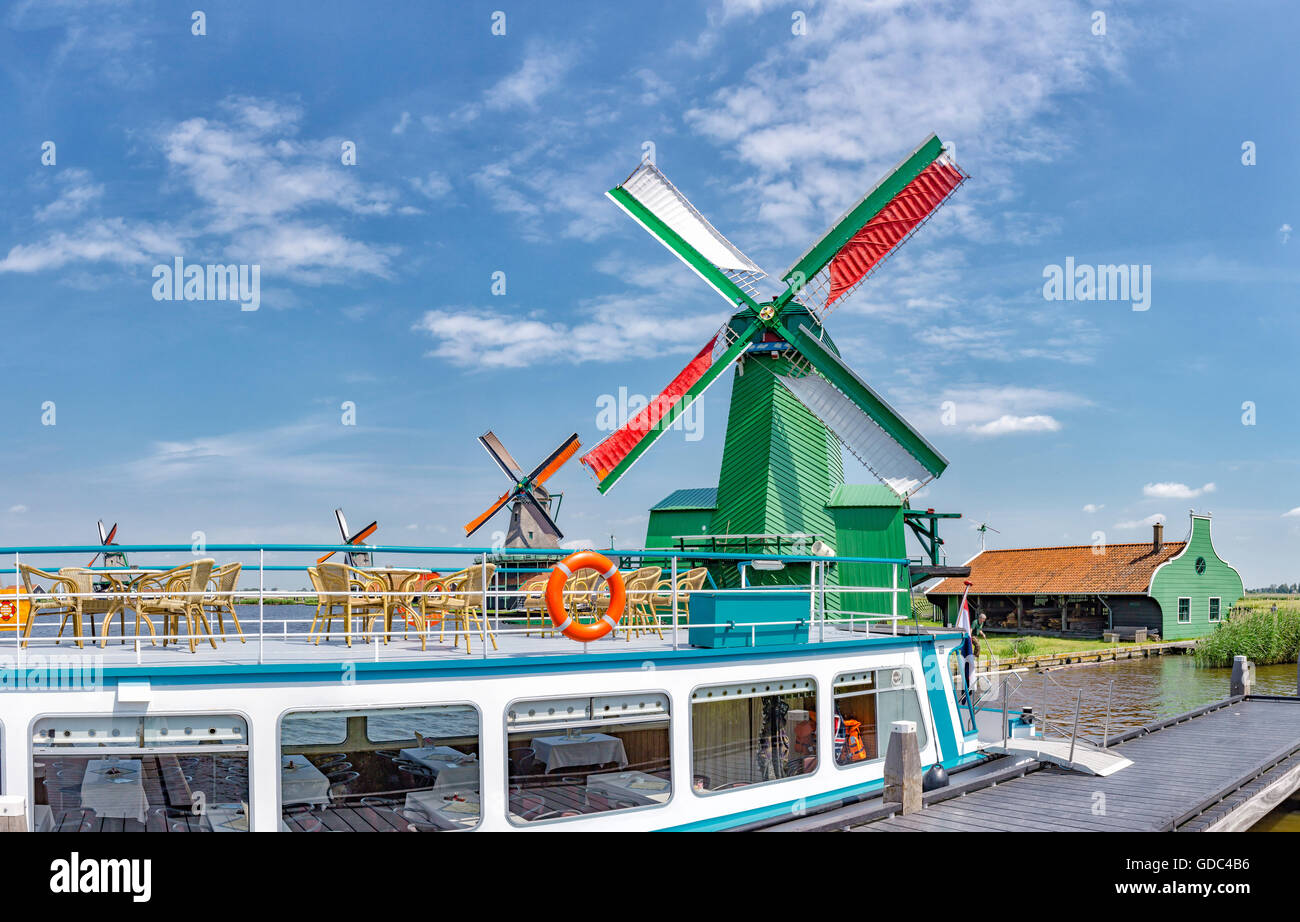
<box><xmin>31</xmin><ymin>714</ymin><xmax>248</xmax><ymax>832</ymax></box>
<box><xmin>505</xmin><ymin>692</ymin><xmax>671</xmax><ymax>824</ymax></box>
<box><xmin>832</xmin><ymin>668</ymin><xmax>928</xmax><ymax>767</ymax></box>
<box><xmin>1177</xmin><ymin>597</ymin><xmax>1191</xmax><ymax>623</ymax></box>
<box><xmin>690</xmin><ymin>678</ymin><xmax>818</xmax><ymax>794</ymax></box>
<box><xmin>1209</xmin><ymin>598</ymin><xmax>1221</xmax><ymax>622</ymax></box>
<box><xmin>279</xmin><ymin>705</ymin><xmax>480</xmax><ymax>832</ymax></box>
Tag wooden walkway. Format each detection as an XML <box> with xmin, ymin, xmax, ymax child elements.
<box><xmin>857</xmin><ymin>696</ymin><xmax>1300</xmax><ymax>832</ymax></box>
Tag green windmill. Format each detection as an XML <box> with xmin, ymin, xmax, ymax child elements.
<box><xmin>580</xmin><ymin>134</ymin><xmax>968</xmax><ymax>597</ymax></box>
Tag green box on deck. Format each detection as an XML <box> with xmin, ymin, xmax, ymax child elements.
<box><xmin>688</xmin><ymin>591</ymin><xmax>812</xmax><ymax>648</ymax></box>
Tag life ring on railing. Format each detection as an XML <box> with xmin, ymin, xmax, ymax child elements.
<box><xmin>545</xmin><ymin>551</ymin><xmax>625</xmax><ymax>642</ymax></box>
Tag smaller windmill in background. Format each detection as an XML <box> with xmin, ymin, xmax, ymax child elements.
<box><xmin>317</xmin><ymin>509</ymin><xmax>377</xmax><ymax>567</ymax></box>
<box><xmin>464</xmin><ymin>431</ymin><xmax>581</xmax><ymax>549</ymax></box>
<box><xmin>974</xmin><ymin>520</ymin><xmax>1001</xmax><ymax>551</ymax></box>
<box><xmin>88</xmin><ymin>520</ymin><xmax>126</xmax><ymax>568</ymax></box>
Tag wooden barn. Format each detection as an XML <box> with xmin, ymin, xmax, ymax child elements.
<box><xmin>925</xmin><ymin>513</ymin><xmax>1244</xmax><ymax>641</ymax></box>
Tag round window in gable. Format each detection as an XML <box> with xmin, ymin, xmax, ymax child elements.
<box><xmin>1195</xmin><ymin>556</ymin><xmax>1207</xmax><ymax>575</ymax></box>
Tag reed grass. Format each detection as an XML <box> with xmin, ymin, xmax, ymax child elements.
<box><xmin>1195</xmin><ymin>600</ymin><xmax>1300</xmax><ymax>667</ymax></box>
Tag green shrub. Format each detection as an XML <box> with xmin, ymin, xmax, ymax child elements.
<box><xmin>1006</xmin><ymin>636</ymin><xmax>1037</xmax><ymax>658</ymax></box>
<box><xmin>1195</xmin><ymin>605</ymin><xmax>1300</xmax><ymax>667</ymax></box>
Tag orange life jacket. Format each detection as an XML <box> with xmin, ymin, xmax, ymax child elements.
<box><xmin>842</xmin><ymin>719</ymin><xmax>867</xmax><ymax>763</ymax></box>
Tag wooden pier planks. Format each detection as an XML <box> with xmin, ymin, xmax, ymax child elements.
<box><xmin>862</xmin><ymin>697</ymin><xmax>1300</xmax><ymax>832</ymax></box>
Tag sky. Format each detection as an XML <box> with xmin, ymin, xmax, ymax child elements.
<box><xmin>0</xmin><ymin>0</ymin><xmax>1297</xmax><ymax>586</ymax></box>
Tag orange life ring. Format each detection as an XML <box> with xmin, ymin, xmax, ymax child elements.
<box><xmin>0</xmin><ymin>586</ymin><xmax>30</xmax><ymax>631</ymax></box>
<box><xmin>545</xmin><ymin>551</ymin><xmax>626</xmax><ymax>642</ymax></box>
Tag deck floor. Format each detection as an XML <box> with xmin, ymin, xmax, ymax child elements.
<box><xmin>860</xmin><ymin>698</ymin><xmax>1300</xmax><ymax>832</ymax></box>
<box><xmin>11</xmin><ymin>609</ymin><xmax>881</xmax><ymax>668</ymax></box>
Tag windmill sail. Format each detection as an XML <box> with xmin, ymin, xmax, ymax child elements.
<box><xmin>608</xmin><ymin>162</ymin><xmax>766</xmax><ymax>309</ymax></box>
<box><xmin>580</xmin><ymin>325</ymin><xmax>754</xmax><ymax>493</ymax></box>
<box><xmin>775</xmin><ymin>370</ymin><xmax>935</xmax><ymax>498</ymax></box>
<box><xmin>780</xmin><ymin>134</ymin><xmax>966</xmax><ymax>319</ymax></box>
<box><xmin>776</xmin><ymin>322</ymin><xmax>947</xmax><ymax>499</ymax></box>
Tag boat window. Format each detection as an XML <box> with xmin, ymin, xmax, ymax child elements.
<box><xmin>505</xmin><ymin>692</ymin><xmax>671</xmax><ymax>824</ymax></box>
<box><xmin>832</xmin><ymin>668</ymin><xmax>928</xmax><ymax>767</ymax></box>
<box><xmin>31</xmin><ymin>714</ymin><xmax>249</xmax><ymax>832</ymax></box>
<box><xmin>690</xmin><ymin>678</ymin><xmax>818</xmax><ymax>794</ymax></box>
<box><xmin>280</xmin><ymin>705</ymin><xmax>480</xmax><ymax>832</ymax></box>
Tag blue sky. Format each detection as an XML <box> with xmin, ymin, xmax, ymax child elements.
<box><xmin>0</xmin><ymin>0</ymin><xmax>1296</xmax><ymax>585</ymax></box>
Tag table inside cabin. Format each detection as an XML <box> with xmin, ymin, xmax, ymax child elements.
<box><xmin>585</xmin><ymin>770</ymin><xmax>671</xmax><ymax>805</ymax></box>
<box><xmin>529</xmin><ymin>733</ymin><xmax>628</xmax><ymax>772</ymax></box>
<box><xmin>80</xmin><ymin>759</ymin><xmax>148</xmax><ymax>823</ymax></box>
<box><xmin>206</xmin><ymin>807</ymin><xmax>290</xmax><ymax>832</ymax></box>
<box><xmin>404</xmin><ymin>790</ymin><xmax>480</xmax><ymax>830</ymax></box>
<box><xmin>281</xmin><ymin>755</ymin><xmax>331</xmax><ymax>806</ymax></box>
<box><xmin>397</xmin><ymin>746</ymin><xmax>479</xmax><ymax>790</ymax></box>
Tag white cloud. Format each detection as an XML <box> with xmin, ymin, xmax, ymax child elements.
<box><xmin>486</xmin><ymin>45</ymin><xmax>574</xmax><ymax>110</ymax></box>
<box><xmin>1143</xmin><ymin>482</ymin><xmax>1215</xmax><ymax>500</ymax></box>
<box><xmin>967</xmin><ymin>414</ymin><xmax>1061</xmax><ymax>437</ymax></box>
<box><xmin>414</xmin><ymin>296</ymin><xmax>727</xmax><ymax>369</ymax></box>
<box><xmin>392</xmin><ymin>111</ymin><xmax>412</xmax><ymax>135</ymax></box>
<box><xmin>9</xmin><ymin>504</ymin><xmax>27</xmax><ymax>514</ymax></box>
<box><xmin>34</xmin><ymin>169</ymin><xmax>104</xmax><ymax>222</ymax></box>
<box><xmin>0</xmin><ymin>218</ymin><xmax>184</xmax><ymax>273</ymax></box>
<box><xmin>1282</xmin><ymin>507</ymin><xmax>1300</xmax><ymax>518</ymax></box>
<box><xmin>1083</xmin><ymin>503</ymin><xmax>1104</xmax><ymax>513</ymax></box>
<box><xmin>411</xmin><ymin>172</ymin><xmax>452</xmax><ymax>200</ymax></box>
<box><xmin>1115</xmin><ymin>513</ymin><xmax>1166</xmax><ymax>530</ymax></box>
<box><xmin>1281</xmin><ymin>223</ymin><xmax>1293</xmax><ymax>244</ymax></box>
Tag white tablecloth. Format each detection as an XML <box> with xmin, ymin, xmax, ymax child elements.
<box><xmin>80</xmin><ymin>759</ymin><xmax>148</xmax><ymax>823</ymax></box>
<box><xmin>404</xmin><ymin>789</ymin><xmax>480</xmax><ymax>830</ymax></box>
<box><xmin>586</xmin><ymin>770</ymin><xmax>671</xmax><ymax>805</ymax></box>
<box><xmin>529</xmin><ymin>733</ymin><xmax>628</xmax><ymax>772</ymax></box>
<box><xmin>397</xmin><ymin>746</ymin><xmax>479</xmax><ymax>791</ymax></box>
<box><xmin>281</xmin><ymin>754</ymin><xmax>331</xmax><ymax>806</ymax></box>
<box><xmin>206</xmin><ymin>807</ymin><xmax>289</xmax><ymax>832</ymax></box>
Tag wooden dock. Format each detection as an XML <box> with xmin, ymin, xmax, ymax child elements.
<box><xmin>763</xmin><ymin>694</ymin><xmax>1300</xmax><ymax>832</ymax></box>
<box><xmin>862</xmin><ymin>696</ymin><xmax>1300</xmax><ymax>832</ymax></box>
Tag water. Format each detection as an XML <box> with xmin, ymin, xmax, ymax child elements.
<box><xmin>997</xmin><ymin>654</ymin><xmax>1299</xmax><ymax>741</ymax></box>
<box><xmin>991</xmin><ymin>654</ymin><xmax>1300</xmax><ymax>831</ymax></box>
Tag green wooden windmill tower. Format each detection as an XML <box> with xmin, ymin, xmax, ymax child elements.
<box><xmin>580</xmin><ymin>134</ymin><xmax>967</xmax><ymax>593</ymax></box>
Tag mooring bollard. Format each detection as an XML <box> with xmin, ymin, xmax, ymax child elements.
<box><xmin>883</xmin><ymin>720</ymin><xmax>922</xmax><ymax>815</ymax></box>
<box><xmin>1230</xmin><ymin>655</ymin><xmax>1253</xmax><ymax>697</ymax></box>
<box><xmin>0</xmin><ymin>796</ymin><xmax>28</xmax><ymax>832</ymax></box>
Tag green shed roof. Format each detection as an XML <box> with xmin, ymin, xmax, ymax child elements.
<box><xmin>827</xmin><ymin>484</ymin><xmax>904</xmax><ymax>508</ymax></box>
<box><xmin>649</xmin><ymin>487</ymin><xmax>718</xmax><ymax>511</ymax></box>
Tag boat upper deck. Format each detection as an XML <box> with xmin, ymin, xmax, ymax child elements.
<box><xmin>2</xmin><ymin>542</ymin><xmax>944</xmax><ymax>678</ymax></box>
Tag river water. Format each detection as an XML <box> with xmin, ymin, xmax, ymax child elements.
<box><xmin>991</xmin><ymin>654</ymin><xmax>1300</xmax><ymax>831</ymax></box>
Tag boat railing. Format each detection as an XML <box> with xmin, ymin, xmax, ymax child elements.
<box><xmin>1034</xmin><ymin>669</ymin><xmax>1117</xmax><ymax>754</ymax></box>
<box><xmin>0</xmin><ymin>543</ymin><xmax>923</xmax><ymax>665</ymax></box>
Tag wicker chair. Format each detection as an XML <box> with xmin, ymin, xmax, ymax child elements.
<box><xmin>619</xmin><ymin>566</ymin><xmax>663</xmax><ymax>640</ymax></box>
<box><xmin>305</xmin><ymin>566</ymin><xmax>339</xmax><ymax>641</ymax></box>
<box><xmin>517</xmin><ymin>574</ymin><xmax>552</xmax><ymax>637</ymax></box>
<box><xmin>18</xmin><ymin>565</ymin><xmax>83</xmax><ymax>648</ymax></box>
<box><xmin>60</xmin><ymin>567</ymin><xmax>133</xmax><ymax>646</ymax></box>
<box><xmin>315</xmin><ymin>563</ymin><xmax>386</xmax><ymax>647</ymax></box>
<box><xmin>203</xmin><ymin>562</ymin><xmax>245</xmax><ymax>643</ymax></box>
<box><xmin>650</xmin><ymin>567</ymin><xmax>710</xmax><ymax>628</ymax></box>
<box><xmin>133</xmin><ymin>559</ymin><xmax>218</xmax><ymax>653</ymax></box>
<box><xmin>414</xmin><ymin>564</ymin><xmax>498</xmax><ymax>655</ymax></box>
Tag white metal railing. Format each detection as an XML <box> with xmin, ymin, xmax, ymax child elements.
<box><xmin>2</xmin><ymin>546</ymin><xmax>917</xmax><ymax>666</ymax></box>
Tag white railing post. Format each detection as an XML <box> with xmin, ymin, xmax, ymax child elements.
<box><xmin>670</xmin><ymin>556</ymin><xmax>679</xmax><ymax>651</ymax></box>
<box><xmin>258</xmin><ymin>549</ymin><xmax>265</xmax><ymax>665</ymax></box>
<box><xmin>891</xmin><ymin>562</ymin><xmax>899</xmax><ymax>636</ymax></box>
<box><xmin>815</xmin><ymin>561</ymin><xmax>823</xmax><ymax>643</ymax></box>
<box><xmin>13</xmin><ymin>552</ymin><xmax>21</xmax><ymax>668</ymax></box>
<box><xmin>480</xmin><ymin>555</ymin><xmax>488</xmax><ymax>658</ymax></box>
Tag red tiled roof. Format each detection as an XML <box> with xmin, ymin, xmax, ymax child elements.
<box><xmin>927</xmin><ymin>541</ymin><xmax>1186</xmax><ymax>596</ymax></box>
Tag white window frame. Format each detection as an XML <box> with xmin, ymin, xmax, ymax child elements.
<box><xmin>1177</xmin><ymin>597</ymin><xmax>1191</xmax><ymax>623</ymax></box>
<box><xmin>1208</xmin><ymin>597</ymin><xmax>1221</xmax><ymax>622</ymax></box>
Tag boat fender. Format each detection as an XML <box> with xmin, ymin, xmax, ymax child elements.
<box><xmin>545</xmin><ymin>551</ymin><xmax>626</xmax><ymax>642</ymax></box>
<box><xmin>922</xmin><ymin>763</ymin><xmax>949</xmax><ymax>792</ymax></box>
